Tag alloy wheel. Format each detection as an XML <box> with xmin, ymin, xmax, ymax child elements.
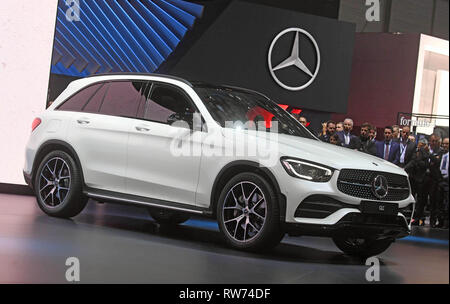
<box><xmin>38</xmin><ymin>157</ymin><xmax>71</xmax><ymax>208</ymax></box>
<box><xmin>222</xmin><ymin>181</ymin><xmax>267</xmax><ymax>242</ymax></box>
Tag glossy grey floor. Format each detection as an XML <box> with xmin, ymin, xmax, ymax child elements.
<box><xmin>0</xmin><ymin>193</ymin><xmax>448</xmax><ymax>284</ymax></box>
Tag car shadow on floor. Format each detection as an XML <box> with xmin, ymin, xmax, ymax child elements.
<box><xmin>33</xmin><ymin>204</ymin><xmax>393</xmax><ymax>267</ymax></box>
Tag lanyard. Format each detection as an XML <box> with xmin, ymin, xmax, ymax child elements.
<box><xmin>400</xmin><ymin>143</ymin><xmax>406</xmax><ymax>154</ymax></box>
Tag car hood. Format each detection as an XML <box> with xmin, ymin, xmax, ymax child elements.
<box><xmin>273</xmin><ymin>134</ymin><xmax>406</xmax><ymax>174</ymax></box>
<box><xmin>222</xmin><ymin>130</ymin><xmax>407</xmax><ymax>175</ymax></box>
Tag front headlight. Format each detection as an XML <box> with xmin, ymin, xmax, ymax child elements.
<box><xmin>281</xmin><ymin>158</ymin><xmax>334</xmax><ymax>182</ymax></box>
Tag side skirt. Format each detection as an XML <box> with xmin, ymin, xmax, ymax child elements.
<box><xmin>83</xmin><ymin>187</ymin><xmax>213</xmax><ymax>216</ymax></box>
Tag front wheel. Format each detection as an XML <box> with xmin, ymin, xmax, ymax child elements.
<box><xmin>332</xmin><ymin>236</ymin><xmax>393</xmax><ymax>258</ymax></box>
<box><xmin>217</xmin><ymin>172</ymin><xmax>284</xmax><ymax>251</ymax></box>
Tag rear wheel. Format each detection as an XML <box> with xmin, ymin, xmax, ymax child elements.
<box><xmin>332</xmin><ymin>236</ymin><xmax>393</xmax><ymax>258</ymax></box>
<box><xmin>148</xmin><ymin>208</ymin><xmax>190</xmax><ymax>225</ymax></box>
<box><xmin>34</xmin><ymin>150</ymin><xmax>87</xmax><ymax>218</ymax></box>
<box><xmin>217</xmin><ymin>172</ymin><xmax>284</xmax><ymax>251</ymax></box>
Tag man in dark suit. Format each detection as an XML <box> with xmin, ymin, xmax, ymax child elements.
<box><xmin>319</xmin><ymin>121</ymin><xmax>336</xmax><ymax>143</ymax></box>
<box><xmin>438</xmin><ymin>138</ymin><xmax>449</xmax><ymax>228</ymax></box>
<box><xmin>405</xmin><ymin>138</ymin><xmax>430</xmax><ymax>226</ymax></box>
<box><xmin>398</xmin><ymin>126</ymin><xmax>416</xmax><ymax>168</ymax></box>
<box><xmin>369</xmin><ymin>125</ymin><xmax>377</xmax><ymax>143</ymax></box>
<box><xmin>392</xmin><ymin>125</ymin><xmax>400</xmax><ymax>143</ymax></box>
<box><xmin>298</xmin><ymin>116</ymin><xmax>313</xmax><ymax>133</ymax></box>
<box><xmin>427</xmin><ymin>134</ymin><xmax>445</xmax><ymax>227</ymax></box>
<box><xmin>337</xmin><ymin>118</ymin><xmax>357</xmax><ymax>148</ymax></box>
<box><xmin>376</xmin><ymin>126</ymin><xmax>400</xmax><ymax>165</ymax></box>
<box><xmin>357</xmin><ymin>122</ymin><xmax>377</xmax><ymax>156</ymax></box>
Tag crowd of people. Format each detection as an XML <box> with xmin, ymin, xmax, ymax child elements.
<box><xmin>297</xmin><ymin>116</ymin><xmax>449</xmax><ymax>229</ymax></box>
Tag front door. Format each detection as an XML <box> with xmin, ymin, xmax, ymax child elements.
<box><xmin>126</xmin><ymin>83</ymin><xmax>205</xmax><ymax>206</ymax></box>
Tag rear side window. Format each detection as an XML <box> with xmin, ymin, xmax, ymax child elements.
<box><xmin>58</xmin><ymin>83</ymin><xmax>104</xmax><ymax>112</ymax></box>
<box><xmin>99</xmin><ymin>81</ymin><xmax>147</xmax><ymax>118</ymax></box>
<box><xmin>82</xmin><ymin>83</ymin><xmax>109</xmax><ymax>113</ymax></box>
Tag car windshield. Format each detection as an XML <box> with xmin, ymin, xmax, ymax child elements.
<box><xmin>194</xmin><ymin>86</ymin><xmax>316</xmax><ymax>139</ymax></box>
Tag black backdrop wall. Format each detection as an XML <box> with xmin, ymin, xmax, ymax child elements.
<box><xmin>192</xmin><ymin>0</ymin><xmax>341</xmax><ymax>19</ymax></box>
<box><xmin>242</xmin><ymin>0</ymin><xmax>340</xmax><ymax>18</ymax></box>
<box><xmin>48</xmin><ymin>0</ymin><xmax>353</xmax><ymax>132</ymax></box>
<box><xmin>168</xmin><ymin>1</ymin><xmax>355</xmax><ymax>114</ymax></box>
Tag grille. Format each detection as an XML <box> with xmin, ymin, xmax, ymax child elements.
<box><xmin>337</xmin><ymin>169</ymin><xmax>410</xmax><ymax>201</ymax></box>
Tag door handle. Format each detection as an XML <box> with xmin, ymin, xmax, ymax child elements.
<box><xmin>77</xmin><ymin>118</ymin><xmax>90</xmax><ymax>125</ymax></box>
<box><xmin>135</xmin><ymin>126</ymin><xmax>150</xmax><ymax>132</ymax></box>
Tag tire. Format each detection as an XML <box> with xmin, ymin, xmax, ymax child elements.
<box><xmin>216</xmin><ymin>172</ymin><xmax>284</xmax><ymax>251</ymax></box>
<box><xmin>148</xmin><ymin>208</ymin><xmax>190</xmax><ymax>225</ymax></box>
<box><xmin>34</xmin><ymin>150</ymin><xmax>88</xmax><ymax>218</ymax></box>
<box><xmin>332</xmin><ymin>236</ymin><xmax>393</xmax><ymax>258</ymax></box>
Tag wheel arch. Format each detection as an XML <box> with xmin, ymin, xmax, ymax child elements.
<box><xmin>209</xmin><ymin>161</ymin><xmax>286</xmax><ymax>221</ymax></box>
<box><xmin>32</xmin><ymin>140</ymin><xmax>85</xmax><ymax>189</ymax></box>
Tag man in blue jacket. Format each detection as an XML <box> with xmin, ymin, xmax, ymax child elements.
<box><xmin>376</xmin><ymin>126</ymin><xmax>400</xmax><ymax>165</ymax></box>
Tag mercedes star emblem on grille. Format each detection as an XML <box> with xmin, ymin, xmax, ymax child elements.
<box><xmin>372</xmin><ymin>175</ymin><xmax>389</xmax><ymax>199</ymax></box>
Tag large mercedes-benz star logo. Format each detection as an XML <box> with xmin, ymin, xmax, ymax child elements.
<box><xmin>268</xmin><ymin>28</ymin><xmax>320</xmax><ymax>91</ymax></box>
<box><xmin>372</xmin><ymin>175</ymin><xmax>389</xmax><ymax>199</ymax></box>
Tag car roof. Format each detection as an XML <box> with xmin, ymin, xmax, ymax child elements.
<box><xmin>190</xmin><ymin>82</ymin><xmax>270</xmax><ymax>100</ymax></box>
<box><xmin>73</xmin><ymin>73</ymin><xmax>270</xmax><ymax>100</ymax></box>
<box><xmin>84</xmin><ymin>72</ymin><xmax>193</xmax><ymax>87</ymax></box>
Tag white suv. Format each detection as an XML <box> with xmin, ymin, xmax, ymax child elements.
<box><xmin>24</xmin><ymin>73</ymin><xmax>415</xmax><ymax>257</ymax></box>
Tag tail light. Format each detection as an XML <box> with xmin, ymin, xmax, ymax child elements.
<box><xmin>32</xmin><ymin>118</ymin><xmax>41</xmax><ymax>132</ymax></box>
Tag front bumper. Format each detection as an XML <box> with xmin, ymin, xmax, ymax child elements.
<box><xmin>279</xmin><ymin>166</ymin><xmax>416</xmax><ymax>225</ymax></box>
<box><xmin>284</xmin><ymin>212</ymin><xmax>410</xmax><ymax>240</ymax></box>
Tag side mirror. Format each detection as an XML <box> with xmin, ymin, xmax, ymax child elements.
<box><xmin>167</xmin><ymin>112</ymin><xmax>194</xmax><ymax>129</ymax></box>
<box><xmin>167</xmin><ymin>113</ymin><xmax>184</xmax><ymax>125</ymax></box>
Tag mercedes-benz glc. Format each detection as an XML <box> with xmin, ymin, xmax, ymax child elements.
<box><xmin>24</xmin><ymin>73</ymin><xmax>415</xmax><ymax>257</ymax></box>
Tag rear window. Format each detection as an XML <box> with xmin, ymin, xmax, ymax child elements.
<box><xmin>57</xmin><ymin>81</ymin><xmax>149</xmax><ymax>119</ymax></box>
<box><xmin>57</xmin><ymin>83</ymin><xmax>104</xmax><ymax>112</ymax></box>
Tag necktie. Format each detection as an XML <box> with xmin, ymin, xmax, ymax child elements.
<box><xmin>384</xmin><ymin>143</ymin><xmax>390</xmax><ymax>160</ymax></box>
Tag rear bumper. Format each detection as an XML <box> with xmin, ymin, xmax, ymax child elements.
<box><xmin>284</xmin><ymin>213</ymin><xmax>410</xmax><ymax>240</ymax></box>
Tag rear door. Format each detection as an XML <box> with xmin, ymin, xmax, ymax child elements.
<box><xmin>64</xmin><ymin>80</ymin><xmax>148</xmax><ymax>193</ymax></box>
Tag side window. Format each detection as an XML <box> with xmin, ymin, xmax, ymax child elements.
<box><xmin>136</xmin><ymin>82</ymin><xmax>152</xmax><ymax>119</ymax></box>
<box><xmin>145</xmin><ymin>84</ymin><xmax>196</xmax><ymax>127</ymax></box>
<box><xmin>57</xmin><ymin>83</ymin><xmax>104</xmax><ymax>112</ymax></box>
<box><xmin>98</xmin><ymin>81</ymin><xmax>148</xmax><ymax>118</ymax></box>
<box><xmin>82</xmin><ymin>83</ymin><xmax>108</xmax><ymax>113</ymax></box>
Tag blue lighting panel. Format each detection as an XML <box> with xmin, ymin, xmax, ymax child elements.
<box><xmin>52</xmin><ymin>0</ymin><xmax>203</xmax><ymax>77</ymax></box>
